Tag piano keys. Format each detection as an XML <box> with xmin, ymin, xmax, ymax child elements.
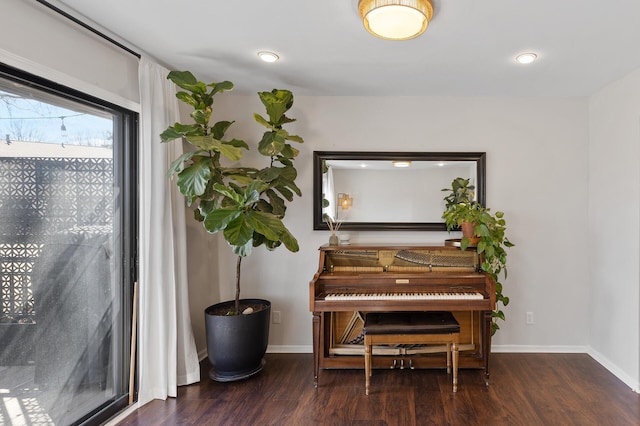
<box><xmin>324</xmin><ymin>291</ymin><xmax>484</xmax><ymax>301</ymax></box>
<box><xmin>309</xmin><ymin>244</ymin><xmax>496</xmax><ymax>388</ymax></box>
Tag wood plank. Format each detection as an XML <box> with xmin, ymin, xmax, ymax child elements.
<box><xmin>116</xmin><ymin>353</ymin><xmax>640</xmax><ymax>425</ymax></box>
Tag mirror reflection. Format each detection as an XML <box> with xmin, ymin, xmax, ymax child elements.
<box><xmin>313</xmin><ymin>152</ymin><xmax>486</xmax><ymax>231</ymax></box>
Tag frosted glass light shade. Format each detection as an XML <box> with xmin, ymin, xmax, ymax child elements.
<box><xmin>359</xmin><ymin>0</ymin><xmax>434</xmax><ymax>40</ymax></box>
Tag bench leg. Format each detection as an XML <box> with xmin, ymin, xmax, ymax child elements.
<box><xmin>446</xmin><ymin>343</ymin><xmax>451</xmax><ymax>374</ymax></box>
<box><xmin>452</xmin><ymin>342</ymin><xmax>459</xmax><ymax>393</ymax></box>
<box><xmin>364</xmin><ymin>340</ymin><xmax>371</xmax><ymax>395</ymax></box>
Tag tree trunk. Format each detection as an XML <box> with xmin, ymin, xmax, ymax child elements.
<box><xmin>235</xmin><ymin>255</ymin><xmax>242</xmax><ymax>314</ymax></box>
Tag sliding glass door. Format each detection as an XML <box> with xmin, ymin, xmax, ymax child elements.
<box><xmin>0</xmin><ymin>65</ymin><xmax>136</xmax><ymax>425</ymax></box>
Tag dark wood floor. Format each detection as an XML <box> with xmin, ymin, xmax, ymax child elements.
<box><xmin>117</xmin><ymin>353</ymin><xmax>640</xmax><ymax>425</ymax></box>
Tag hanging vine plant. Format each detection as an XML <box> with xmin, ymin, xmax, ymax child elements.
<box><xmin>442</xmin><ymin>177</ymin><xmax>514</xmax><ymax>334</ymax></box>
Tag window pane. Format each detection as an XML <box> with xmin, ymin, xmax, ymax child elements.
<box><xmin>0</xmin><ymin>71</ymin><xmax>133</xmax><ymax>425</ymax></box>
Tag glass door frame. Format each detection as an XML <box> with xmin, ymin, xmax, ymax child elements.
<box><xmin>0</xmin><ymin>62</ymin><xmax>138</xmax><ymax>425</ymax></box>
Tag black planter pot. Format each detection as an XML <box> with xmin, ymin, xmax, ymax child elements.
<box><xmin>205</xmin><ymin>298</ymin><xmax>271</xmax><ymax>382</ymax></box>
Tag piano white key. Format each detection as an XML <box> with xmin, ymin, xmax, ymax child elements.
<box><xmin>324</xmin><ymin>291</ymin><xmax>484</xmax><ymax>301</ymax></box>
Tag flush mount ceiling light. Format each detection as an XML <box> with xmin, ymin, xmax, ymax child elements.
<box><xmin>257</xmin><ymin>51</ymin><xmax>279</xmax><ymax>63</ymax></box>
<box><xmin>358</xmin><ymin>0</ymin><xmax>434</xmax><ymax>40</ymax></box>
<box><xmin>392</xmin><ymin>161</ymin><xmax>412</xmax><ymax>168</ymax></box>
<box><xmin>515</xmin><ymin>53</ymin><xmax>538</xmax><ymax>64</ymax></box>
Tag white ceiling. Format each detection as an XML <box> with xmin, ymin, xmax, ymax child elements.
<box><xmin>56</xmin><ymin>0</ymin><xmax>640</xmax><ymax>97</ymax></box>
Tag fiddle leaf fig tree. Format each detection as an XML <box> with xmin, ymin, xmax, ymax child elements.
<box><xmin>160</xmin><ymin>70</ymin><xmax>304</xmax><ymax>315</ymax></box>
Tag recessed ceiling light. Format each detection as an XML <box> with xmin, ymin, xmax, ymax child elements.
<box><xmin>257</xmin><ymin>51</ymin><xmax>279</xmax><ymax>63</ymax></box>
<box><xmin>515</xmin><ymin>53</ymin><xmax>538</xmax><ymax>64</ymax></box>
<box><xmin>392</xmin><ymin>161</ymin><xmax>411</xmax><ymax>168</ymax></box>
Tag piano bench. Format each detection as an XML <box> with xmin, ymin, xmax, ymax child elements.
<box><xmin>363</xmin><ymin>311</ymin><xmax>461</xmax><ymax>395</ymax></box>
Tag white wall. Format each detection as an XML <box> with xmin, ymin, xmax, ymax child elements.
<box><xmin>1</xmin><ymin>0</ymin><xmax>139</xmax><ymax>110</ymax></box>
<box><xmin>588</xmin><ymin>68</ymin><xmax>640</xmax><ymax>391</ymax></box>
<box><xmin>190</xmin><ymin>95</ymin><xmax>591</xmax><ymax>355</ymax></box>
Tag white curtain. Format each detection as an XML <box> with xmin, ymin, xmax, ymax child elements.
<box><xmin>137</xmin><ymin>56</ymin><xmax>200</xmax><ymax>406</ymax></box>
<box><xmin>323</xmin><ymin>166</ymin><xmax>337</xmax><ymax>220</ymax></box>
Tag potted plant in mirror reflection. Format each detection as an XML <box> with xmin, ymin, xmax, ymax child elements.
<box><xmin>441</xmin><ymin>177</ymin><xmax>514</xmax><ymax>335</ymax></box>
<box><xmin>322</xmin><ymin>186</ymin><xmax>346</xmax><ymax>245</ymax></box>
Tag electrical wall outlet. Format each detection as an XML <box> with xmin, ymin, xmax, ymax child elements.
<box><xmin>272</xmin><ymin>310</ymin><xmax>281</xmax><ymax>324</ymax></box>
<box><xmin>526</xmin><ymin>312</ymin><xmax>534</xmax><ymax>325</ymax></box>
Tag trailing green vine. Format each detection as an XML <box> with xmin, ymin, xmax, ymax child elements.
<box><xmin>442</xmin><ymin>178</ymin><xmax>514</xmax><ymax>335</ymax></box>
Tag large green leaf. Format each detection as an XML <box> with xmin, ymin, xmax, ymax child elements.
<box><xmin>190</xmin><ymin>109</ymin><xmax>210</xmax><ymax>127</ymax></box>
<box><xmin>203</xmin><ymin>207</ymin><xmax>240</xmax><ymax>233</ymax></box>
<box><xmin>254</xmin><ymin>199</ymin><xmax>273</xmax><ymax>214</ymax></box>
<box><xmin>167</xmin><ymin>70</ymin><xmax>206</xmax><ymax>94</ymax></box>
<box><xmin>258</xmin><ymin>89</ymin><xmax>293</xmax><ymax>124</ymax></box>
<box><xmin>176</xmin><ymin>157</ymin><xmax>212</xmax><ymax>197</ymax></box>
<box><xmin>277</xmin><ymin>165</ymin><xmax>297</xmax><ymax>182</ymax></box>
<box><xmin>218</xmin><ymin>143</ymin><xmax>245</xmax><ymax>161</ymax></box>
<box><xmin>174</xmin><ymin>122</ymin><xmax>204</xmax><ymax>136</ymax></box>
<box><xmin>266</xmin><ymin>189</ymin><xmax>285</xmax><ymax>216</ymax></box>
<box><xmin>257</xmin><ymin>167</ymin><xmax>281</xmax><ymax>183</ymax></box>
<box><xmin>227</xmin><ymin>174</ymin><xmax>254</xmax><ymax>184</ymax></box>
<box><xmin>279</xmin><ymin>144</ymin><xmax>299</xmax><ymax>160</ymax></box>
<box><xmin>233</xmin><ymin>239</ymin><xmax>253</xmax><ymax>257</ymax></box>
<box><xmin>198</xmin><ymin>198</ymin><xmax>222</xmax><ymax>218</ymax></box>
<box><xmin>224</xmin><ymin>213</ymin><xmax>254</xmax><ymax>247</ymax></box>
<box><xmin>186</xmin><ymin>136</ymin><xmax>244</xmax><ymax>161</ymax></box>
<box><xmin>273</xmin><ymin>184</ymin><xmax>294</xmax><ymax>201</ymax></box>
<box><xmin>279</xmin><ymin>226</ymin><xmax>299</xmax><ymax>252</ymax></box>
<box><xmin>286</xmin><ymin>134</ymin><xmax>304</xmax><ymax>143</ymax></box>
<box><xmin>224</xmin><ymin>138</ymin><xmax>250</xmax><ymax>150</ymax></box>
<box><xmin>212</xmin><ymin>183</ymin><xmax>243</xmax><ymax>204</ymax></box>
<box><xmin>258</xmin><ymin>131</ymin><xmax>285</xmax><ymax>157</ymax></box>
<box><xmin>274</xmin><ymin>175</ymin><xmax>301</xmax><ymax>198</ymax></box>
<box><xmin>186</xmin><ymin>135</ymin><xmax>221</xmax><ymax>151</ymax></box>
<box><xmin>245</xmin><ymin>179</ymin><xmax>269</xmax><ymax>195</ymax></box>
<box><xmin>207</xmin><ymin>81</ymin><xmax>234</xmax><ymax>96</ymax></box>
<box><xmin>175</xmin><ymin>91</ymin><xmax>198</xmax><ymax>108</ymax></box>
<box><xmin>244</xmin><ymin>189</ymin><xmax>261</xmax><ymax>206</ymax></box>
<box><xmin>167</xmin><ymin>150</ymin><xmax>202</xmax><ymax>177</ymax></box>
<box><xmin>211</xmin><ymin>120</ymin><xmax>233</xmax><ymax>140</ymax></box>
<box><xmin>247</xmin><ymin>210</ymin><xmax>283</xmax><ymax>241</ymax></box>
<box><xmin>160</xmin><ymin>122</ymin><xmax>203</xmax><ymax>142</ymax></box>
<box><xmin>160</xmin><ymin>127</ymin><xmax>184</xmax><ymax>142</ymax></box>
<box><xmin>253</xmin><ymin>113</ymin><xmax>271</xmax><ymax>129</ymax></box>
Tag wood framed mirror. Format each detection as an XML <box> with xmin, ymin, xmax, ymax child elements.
<box><xmin>313</xmin><ymin>151</ymin><xmax>486</xmax><ymax>231</ymax></box>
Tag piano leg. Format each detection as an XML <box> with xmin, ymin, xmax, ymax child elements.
<box><xmin>312</xmin><ymin>311</ymin><xmax>321</xmax><ymax>388</ymax></box>
<box><xmin>482</xmin><ymin>310</ymin><xmax>492</xmax><ymax>386</ymax></box>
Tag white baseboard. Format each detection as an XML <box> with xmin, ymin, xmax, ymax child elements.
<box><xmin>491</xmin><ymin>344</ymin><xmax>589</xmax><ymax>353</ymax></box>
<box><xmin>198</xmin><ymin>348</ymin><xmax>208</xmax><ymax>361</ymax></box>
<box><xmin>265</xmin><ymin>344</ymin><xmax>590</xmax><ymax>354</ymax></box>
<box><xmin>267</xmin><ymin>345</ymin><xmax>312</xmax><ymax>353</ymax></box>
<box><xmin>588</xmin><ymin>346</ymin><xmax>639</xmax><ymax>393</ymax></box>
<box><xmin>103</xmin><ymin>403</ymin><xmax>139</xmax><ymax>426</ymax></box>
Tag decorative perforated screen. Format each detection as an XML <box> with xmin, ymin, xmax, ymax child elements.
<box><xmin>0</xmin><ymin>157</ymin><xmax>113</xmax><ymax>322</ymax></box>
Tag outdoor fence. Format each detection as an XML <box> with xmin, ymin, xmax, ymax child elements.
<box><xmin>0</xmin><ymin>156</ymin><xmax>113</xmax><ymax>325</ymax></box>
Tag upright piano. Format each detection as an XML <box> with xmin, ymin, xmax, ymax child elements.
<box><xmin>309</xmin><ymin>243</ymin><xmax>496</xmax><ymax>387</ymax></box>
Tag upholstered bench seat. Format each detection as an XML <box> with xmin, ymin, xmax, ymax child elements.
<box><xmin>363</xmin><ymin>311</ymin><xmax>460</xmax><ymax>395</ymax></box>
